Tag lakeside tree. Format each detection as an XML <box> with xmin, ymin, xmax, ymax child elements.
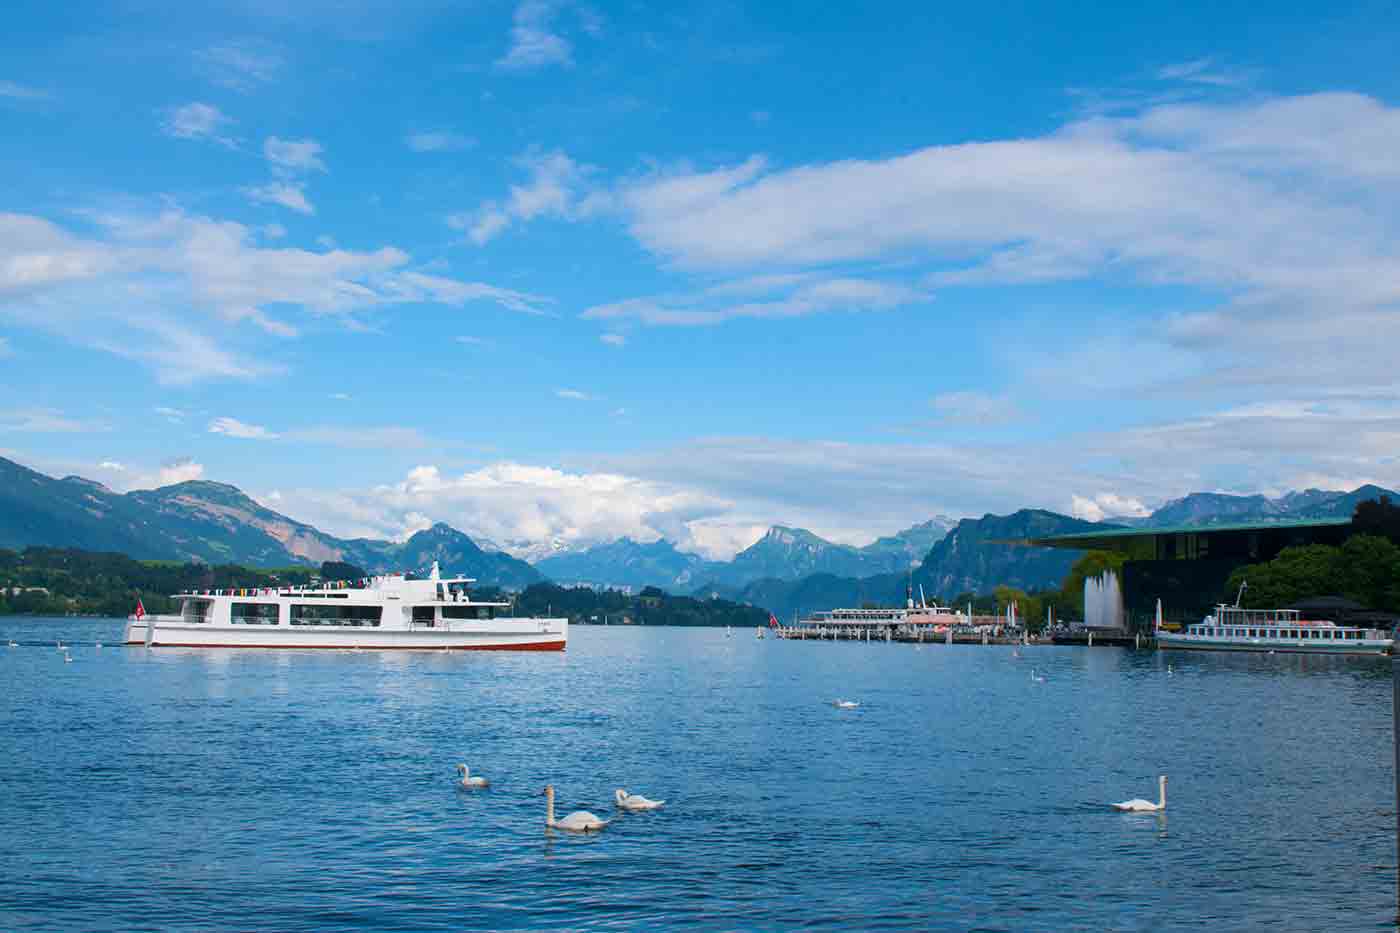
<box><xmin>1224</xmin><ymin>534</ymin><xmax>1400</xmax><ymax>613</ymax></box>
<box><xmin>1352</xmin><ymin>495</ymin><xmax>1400</xmax><ymax>545</ymax></box>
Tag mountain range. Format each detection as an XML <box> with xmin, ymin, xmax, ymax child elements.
<box><xmin>0</xmin><ymin>457</ymin><xmax>540</xmax><ymax>588</ymax></box>
<box><xmin>1</xmin><ymin>453</ymin><xmax>1394</xmax><ymax>602</ymax></box>
<box><xmin>1113</xmin><ymin>485</ymin><xmax>1397</xmax><ymax>527</ymax></box>
<box><xmin>536</xmin><ymin>517</ymin><xmax>956</xmax><ymax>591</ymax></box>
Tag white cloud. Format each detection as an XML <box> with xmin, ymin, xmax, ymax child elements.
<box><xmin>329</xmin><ymin>392</ymin><xmax>352</xmax><ymax>400</ymax></box>
<box><xmin>154</xmin><ymin>457</ymin><xmax>204</xmax><ymax>487</ymax></box>
<box><xmin>455</xmin><ymin>149</ymin><xmax>593</xmax><ymax>244</ymax></box>
<box><xmin>929</xmin><ymin>391</ymin><xmax>1022</xmax><ymax>426</ymax></box>
<box><xmin>154</xmin><ymin>406</ymin><xmax>186</xmax><ymax>422</ymax></box>
<box><xmin>405</xmin><ymin>131</ymin><xmax>475</xmax><ymax>152</ymax></box>
<box><xmin>0</xmin><ymin>80</ymin><xmax>48</xmax><ymax>101</ymax></box>
<box><xmin>0</xmin><ymin>408</ymin><xmax>110</xmax><ymax>433</ymax></box>
<box><xmin>1071</xmin><ymin>493</ymin><xmax>1151</xmax><ymax>523</ymax></box>
<box><xmin>496</xmin><ymin>0</ymin><xmax>573</xmax><ymax>71</ymax></box>
<box><xmin>0</xmin><ymin>208</ymin><xmax>545</xmax><ymax>381</ymax></box>
<box><xmin>555</xmin><ymin>388</ymin><xmax>593</xmax><ymax>401</ymax></box>
<box><xmin>264</xmin><ymin>136</ymin><xmax>326</xmax><ymax>174</ymax></box>
<box><xmin>243</xmin><ymin>182</ymin><xmax>314</xmax><ymax>215</ymax></box>
<box><xmin>208</xmin><ymin>416</ymin><xmax>279</xmax><ymax>439</ymax></box>
<box><xmin>599</xmin><ymin>333</ymin><xmax>625</xmax><ymax>346</ymax></box>
<box><xmin>261</xmin><ymin>223</ymin><xmax>287</xmax><ymax>239</ymax></box>
<box><xmin>583</xmin><ymin>275</ymin><xmax>923</xmax><ymax>326</ymax></box>
<box><xmin>196</xmin><ymin>41</ymin><xmax>281</xmax><ymax>92</ymax></box>
<box><xmin>160</xmin><ymin>102</ymin><xmax>237</xmax><ymax>148</ymax></box>
<box><xmin>0</xmin><ymin>336</ymin><xmax>10</xmax><ymax>357</ymax></box>
<box><xmin>276</xmin><ymin>461</ymin><xmax>731</xmax><ymax>555</ymax></box>
<box><xmin>1156</xmin><ymin>58</ymin><xmax>1250</xmax><ymax>87</ymax></box>
<box><xmin>98</xmin><ymin>460</ymin><xmax>126</xmax><ymax>471</ymax></box>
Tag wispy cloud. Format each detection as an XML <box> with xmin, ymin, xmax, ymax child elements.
<box><xmin>0</xmin><ymin>80</ymin><xmax>49</xmax><ymax>101</ymax></box>
<box><xmin>929</xmin><ymin>391</ymin><xmax>1022</xmax><ymax>426</ymax></box>
<box><xmin>555</xmin><ymin>388</ymin><xmax>593</xmax><ymax>400</ymax></box>
<box><xmin>1156</xmin><ymin>57</ymin><xmax>1251</xmax><ymax>87</ymax></box>
<box><xmin>243</xmin><ymin>182</ymin><xmax>314</xmax><ymax>215</ymax></box>
<box><xmin>195</xmin><ymin>40</ymin><xmax>282</xmax><ymax>92</ymax></box>
<box><xmin>584</xmin><ymin>276</ymin><xmax>923</xmax><ymax>326</ymax></box>
<box><xmin>0</xmin><ymin>408</ymin><xmax>110</xmax><ymax>433</ymax></box>
<box><xmin>208</xmin><ymin>416</ymin><xmax>279</xmax><ymax>439</ymax></box>
<box><xmin>496</xmin><ymin>0</ymin><xmax>573</xmax><ymax>71</ymax></box>
<box><xmin>452</xmin><ymin>149</ymin><xmax>596</xmax><ymax>245</ymax></box>
<box><xmin>264</xmin><ymin>137</ymin><xmax>325</xmax><ymax>174</ymax></box>
<box><xmin>0</xmin><ymin>208</ymin><xmax>552</xmax><ymax>381</ymax></box>
<box><xmin>599</xmin><ymin>333</ymin><xmax>625</xmax><ymax>346</ymax></box>
<box><xmin>160</xmin><ymin>102</ymin><xmax>238</xmax><ymax>148</ymax></box>
<box><xmin>154</xmin><ymin>457</ymin><xmax>204</xmax><ymax>487</ymax></box>
<box><xmin>153</xmin><ymin>406</ymin><xmax>186</xmax><ymax>422</ymax></box>
<box><xmin>406</xmin><ymin>131</ymin><xmax>476</xmax><ymax>152</ymax></box>
<box><xmin>0</xmin><ymin>336</ymin><xmax>10</xmax><ymax>357</ymax></box>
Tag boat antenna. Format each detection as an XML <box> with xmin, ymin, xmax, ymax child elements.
<box><xmin>919</xmin><ymin>584</ymin><xmax>927</xmax><ymax>609</ymax></box>
<box><xmin>1234</xmin><ymin>579</ymin><xmax>1248</xmax><ymax>608</ymax></box>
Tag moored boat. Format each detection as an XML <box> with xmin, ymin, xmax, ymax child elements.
<box><xmin>1157</xmin><ymin>603</ymin><xmax>1391</xmax><ymax>656</ymax></box>
<box><xmin>124</xmin><ymin>562</ymin><xmax>567</xmax><ymax>651</ymax></box>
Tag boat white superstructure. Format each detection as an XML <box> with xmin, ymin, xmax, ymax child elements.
<box><xmin>124</xmin><ymin>562</ymin><xmax>567</xmax><ymax>651</ymax></box>
<box><xmin>1157</xmin><ymin>603</ymin><xmax>1391</xmax><ymax>656</ymax></box>
<box><xmin>784</xmin><ymin>586</ymin><xmax>963</xmax><ymax>640</ymax></box>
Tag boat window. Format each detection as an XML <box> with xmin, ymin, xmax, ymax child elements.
<box><xmin>181</xmin><ymin>599</ymin><xmax>213</xmax><ymax>623</ymax></box>
<box><xmin>290</xmin><ymin>604</ymin><xmax>383</xmax><ymax>626</ymax></box>
<box><xmin>231</xmin><ymin>602</ymin><xmax>280</xmax><ymax>625</ymax></box>
<box><xmin>443</xmin><ymin>606</ymin><xmax>493</xmax><ymax>620</ymax></box>
<box><xmin>412</xmin><ymin>606</ymin><xmax>435</xmax><ymax>626</ymax></box>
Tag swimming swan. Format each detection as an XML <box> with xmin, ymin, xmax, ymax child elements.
<box><xmin>545</xmin><ymin>785</ymin><xmax>609</xmax><ymax>832</ymax></box>
<box><xmin>456</xmin><ymin>763</ymin><xmax>489</xmax><ymax>788</ymax></box>
<box><xmin>615</xmin><ymin>789</ymin><xmax>665</xmax><ymax>811</ymax></box>
<box><xmin>1112</xmin><ymin>775</ymin><xmax>1167</xmax><ymax>812</ymax></box>
<box><xmin>1030</xmin><ymin>669</ymin><xmax>1046</xmax><ymax>683</ymax></box>
<box><xmin>833</xmin><ymin>699</ymin><xmax>860</xmax><ymax>709</ymax></box>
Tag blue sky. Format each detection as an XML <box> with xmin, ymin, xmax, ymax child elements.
<box><xmin>4</xmin><ymin>0</ymin><xmax>1400</xmax><ymax>557</ymax></box>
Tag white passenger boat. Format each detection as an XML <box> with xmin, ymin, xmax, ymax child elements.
<box><xmin>788</xmin><ymin>591</ymin><xmax>962</xmax><ymax>638</ymax></box>
<box><xmin>124</xmin><ymin>562</ymin><xmax>567</xmax><ymax>651</ymax></box>
<box><xmin>1157</xmin><ymin>603</ymin><xmax>1391</xmax><ymax>656</ymax></box>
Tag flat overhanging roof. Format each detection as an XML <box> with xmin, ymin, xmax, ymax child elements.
<box><xmin>1026</xmin><ymin>517</ymin><xmax>1353</xmax><ymax>551</ymax></box>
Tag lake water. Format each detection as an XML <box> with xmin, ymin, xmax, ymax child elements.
<box><xmin>1</xmin><ymin>617</ymin><xmax>1396</xmax><ymax>931</ymax></box>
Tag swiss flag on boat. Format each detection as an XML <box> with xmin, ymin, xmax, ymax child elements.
<box><xmin>134</xmin><ymin>598</ymin><xmax>145</xmax><ymax>620</ymax></box>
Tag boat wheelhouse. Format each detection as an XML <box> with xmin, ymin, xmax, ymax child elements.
<box><xmin>1157</xmin><ymin>604</ymin><xmax>1391</xmax><ymax>656</ymax></box>
<box><xmin>124</xmin><ymin>562</ymin><xmax>567</xmax><ymax>651</ymax></box>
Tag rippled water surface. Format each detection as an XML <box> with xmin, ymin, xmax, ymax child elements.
<box><xmin>1</xmin><ymin>618</ymin><xmax>1396</xmax><ymax>931</ymax></box>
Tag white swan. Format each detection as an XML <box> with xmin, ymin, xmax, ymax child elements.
<box><xmin>614</xmin><ymin>788</ymin><xmax>665</xmax><ymax>811</ymax></box>
<box><xmin>6</xmin><ymin>640</ymin><xmax>16</xmax><ymax>648</ymax></box>
<box><xmin>63</xmin><ymin>651</ymin><xmax>73</xmax><ymax>663</ymax></box>
<box><xmin>1030</xmin><ymin>668</ymin><xmax>1046</xmax><ymax>683</ymax></box>
<box><xmin>1112</xmin><ymin>775</ymin><xmax>1167</xmax><ymax>812</ymax></box>
<box><xmin>455</xmin><ymin>763</ymin><xmax>489</xmax><ymax>788</ymax></box>
<box><xmin>1166</xmin><ymin>663</ymin><xmax>1174</xmax><ymax>675</ymax></box>
<box><xmin>832</xmin><ymin>699</ymin><xmax>859</xmax><ymax>709</ymax></box>
<box><xmin>545</xmin><ymin>785</ymin><xmax>609</xmax><ymax>832</ymax></box>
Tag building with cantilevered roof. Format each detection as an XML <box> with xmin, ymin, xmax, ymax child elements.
<box><xmin>1027</xmin><ymin>517</ymin><xmax>1356</xmax><ymax>625</ymax></box>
